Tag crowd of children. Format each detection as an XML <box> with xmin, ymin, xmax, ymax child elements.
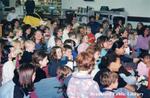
<box><xmin>0</xmin><ymin>13</ymin><xmax>150</xmax><ymax>98</ymax></box>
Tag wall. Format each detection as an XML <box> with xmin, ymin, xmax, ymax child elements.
<box><xmin>9</xmin><ymin>0</ymin><xmax>15</xmax><ymax>7</ymax></box>
<box><xmin>62</xmin><ymin>0</ymin><xmax>150</xmax><ymax>17</ymax></box>
<box><xmin>62</xmin><ymin>0</ymin><xmax>150</xmax><ymax>27</ymax></box>
<box><xmin>8</xmin><ymin>0</ymin><xmax>150</xmax><ymax>17</ymax></box>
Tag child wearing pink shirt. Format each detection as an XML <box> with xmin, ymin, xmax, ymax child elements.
<box><xmin>137</xmin><ymin>53</ymin><xmax>150</xmax><ymax>77</ymax></box>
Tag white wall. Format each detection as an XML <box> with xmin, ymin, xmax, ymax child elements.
<box><xmin>9</xmin><ymin>0</ymin><xmax>16</xmax><ymax>7</ymax></box>
<box><xmin>62</xmin><ymin>0</ymin><xmax>150</xmax><ymax>17</ymax></box>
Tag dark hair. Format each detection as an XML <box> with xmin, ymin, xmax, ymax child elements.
<box><xmin>11</xmin><ymin>19</ymin><xmax>19</xmax><ymax>28</ymax></box>
<box><xmin>142</xmin><ymin>25</ymin><xmax>150</xmax><ymax>37</ymax></box>
<box><xmin>22</xmin><ymin>24</ymin><xmax>31</xmax><ymax>33</ymax></box>
<box><xmin>102</xmin><ymin>19</ymin><xmax>109</xmax><ymax>24</ymax></box>
<box><xmin>1</xmin><ymin>45</ymin><xmax>13</xmax><ymax>64</ymax></box>
<box><xmin>139</xmin><ymin>52</ymin><xmax>150</xmax><ymax>59</ymax></box>
<box><xmin>96</xmin><ymin>35</ymin><xmax>109</xmax><ymax>50</ymax></box>
<box><xmin>51</xmin><ymin>20</ymin><xmax>57</xmax><ymax>25</ymax></box>
<box><xmin>113</xmin><ymin>24</ymin><xmax>121</xmax><ymax>34</ymax></box>
<box><xmin>99</xmin><ymin>52</ymin><xmax>119</xmax><ymax>69</ymax></box>
<box><xmin>49</xmin><ymin>46</ymin><xmax>62</xmax><ymax>60</ymax></box>
<box><xmin>37</xmin><ymin>25</ymin><xmax>46</xmax><ymax>31</ymax></box>
<box><xmin>108</xmin><ymin>39</ymin><xmax>124</xmax><ymax>53</ymax></box>
<box><xmin>89</xmin><ymin>15</ymin><xmax>96</xmax><ymax>20</ymax></box>
<box><xmin>136</xmin><ymin>22</ymin><xmax>144</xmax><ymax>35</ymax></box>
<box><xmin>16</xmin><ymin>0</ymin><xmax>21</xmax><ymax>6</ymax></box>
<box><xmin>121</xmin><ymin>37</ymin><xmax>128</xmax><ymax>40</ymax></box>
<box><xmin>63</xmin><ymin>45</ymin><xmax>72</xmax><ymax>51</ymax></box>
<box><xmin>3</xmin><ymin>22</ymin><xmax>13</xmax><ymax>36</ymax></box>
<box><xmin>32</xmin><ymin>50</ymin><xmax>47</xmax><ymax>67</ymax></box>
<box><xmin>64</xmin><ymin>39</ymin><xmax>76</xmax><ymax>48</ymax></box>
<box><xmin>120</xmin><ymin>37</ymin><xmax>128</xmax><ymax>43</ymax></box>
<box><xmin>136</xmin><ymin>22</ymin><xmax>144</xmax><ymax>30</ymax></box>
<box><xmin>11</xmin><ymin>7</ymin><xmax>15</xmax><ymax>11</ymax></box>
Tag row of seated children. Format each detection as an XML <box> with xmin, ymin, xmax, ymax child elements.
<box><xmin>0</xmin><ymin>15</ymin><xmax>150</xmax><ymax>98</ymax></box>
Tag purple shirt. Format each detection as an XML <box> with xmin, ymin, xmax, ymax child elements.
<box><xmin>136</xmin><ymin>35</ymin><xmax>150</xmax><ymax>50</ymax></box>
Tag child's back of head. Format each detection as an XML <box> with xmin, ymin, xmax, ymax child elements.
<box><xmin>100</xmin><ymin>71</ymin><xmax>118</xmax><ymax>89</ymax></box>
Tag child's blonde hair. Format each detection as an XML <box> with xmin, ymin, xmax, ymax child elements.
<box><xmin>12</xmin><ymin>40</ymin><xmax>22</xmax><ymax>49</ymax></box>
<box><xmin>24</xmin><ymin>40</ymin><xmax>35</xmax><ymax>49</ymax></box>
<box><xmin>12</xmin><ymin>40</ymin><xmax>23</xmax><ymax>56</ymax></box>
<box><xmin>13</xmin><ymin>28</ymin><xmax>22</xmax><ymax>35</ymax></box>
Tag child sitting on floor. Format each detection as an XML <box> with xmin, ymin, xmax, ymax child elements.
<box><xmin>137</xmin><ymin>53</ymin><xmax>150</xmax><ymax>77</ymax></box>
<box><xmin>20</xmin><ymin>40</ymin><xmax>35</xmax><ymax>64</ymax></box>
<box><xmin>100</xmin><ymin>71</ymin><xmax>127</xmax><ymax>98</ymax></box>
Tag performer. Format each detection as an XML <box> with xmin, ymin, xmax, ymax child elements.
<box><xmin>25</xmin><ymin>0</ymin><xmax>35</xmax><ymax>15</ymax></box>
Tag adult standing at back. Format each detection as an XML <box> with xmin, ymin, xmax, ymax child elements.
<box><xmin>25</xmin><ymin>0</ymin><xmax>35</xmax><ymax>15</ymax></box>
<box><xmin>24</xmin><ymin>0</ymin><xmax>47</xmax><ymax>27</ymax></box>
<box><xmin>87</xmin><ymin>16</ymin><xmax>100</xmax><ymax>35</ymax></box>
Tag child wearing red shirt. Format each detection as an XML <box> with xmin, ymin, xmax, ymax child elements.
<box><xmin>86</xmin><ymin>26</ymin><xmax>95</xmax><ymax>44</ymax></box>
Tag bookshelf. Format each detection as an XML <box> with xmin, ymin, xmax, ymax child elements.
<box><xmin>36</xmin><ymin>0</ymin><xmax>62</xmax><ymax>16</ymax></box>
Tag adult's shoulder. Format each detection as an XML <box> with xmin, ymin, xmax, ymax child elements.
<box><xmin>0</xmin><ymin>80</ymin><xmax>15</xmax><ymax>98</ymax></box>
<box><xmin>34</xmin><ymin>77</ymin><xmax>63</xmax><ymax>98</ymax></box>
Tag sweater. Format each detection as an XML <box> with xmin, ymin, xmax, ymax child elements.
<box><xmin>48</xmin><ymin>58</ymin><xmax>67</xmax><ymax>77</ymax></box>
<box><xmin>137</xmin><ymin>62</ymin><xmax>149</xmax><ymax>77</ymax></box>
<box><xmin>20</xmin><ymin>51</ymin><xmax>33</xmax><ymax>64</ymax></box>
<box><xmin>67</xmin><ymin>72</ymin><xmax>100</xmax><ymax>98</ymax></box>
<box><xmin>2</xmin><ymin>60</ymin><xmax>15</xmax><ymax>85</ymax></box>
<box><xmin>34</xmin><ymin>77</ymin><xmax>63</xmax><ymax>98</ymax></box>
<box><xmin>34</xmin><ymin>67</ymin><xmax>46</xmax><ymax>83</ymax></box>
